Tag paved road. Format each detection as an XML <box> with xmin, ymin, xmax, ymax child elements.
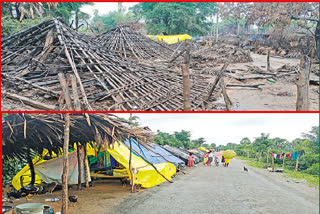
<box><xmin>109</xmin><ymin>159</ymin><xmax>319</xmax><ymax>214</ymax></box>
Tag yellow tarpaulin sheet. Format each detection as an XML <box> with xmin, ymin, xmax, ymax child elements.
<box><xmin>223</xmin><ymin>150</ymin><xmax>236</xmax><ymax>159</ymax></box>
<box><xmin>107</xmin><ymin>142</ymin><xmax>176</xmax><ymax>188</ymax></box>
<box><xmin>198</xmin><ymin>147</ymin><xmax>209</xmax><ymax>153</ymax></box>
<box><xmin>147</xmin><ymin>34</ymin><xmax>192</xmax><ymax>44</ymax></box>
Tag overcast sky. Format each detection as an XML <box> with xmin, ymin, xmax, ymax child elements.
<box><xmin>114</xmin><ymin>113</ymin><xmax>318</xmax><ymax>146</ymax></box>
<box><xmin>81</xmin><ymin>3</ymin><xmax>138</xmax><ymax>18</ymax></box>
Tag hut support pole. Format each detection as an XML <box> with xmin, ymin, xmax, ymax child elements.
<box><xmin>129</xmin><ymin>113</ymin><xmax>135</xmax><ymax>193</ymax></box>
<box><xmin>272</xmin><ymin>154</ymin><xmax>274</xmax><ymax>172</ymax></box>
<box><xmin>77</xmin><ymin>143</ymin><xmax>82</xmax><ymax>190</ymax></box>
<box><xmin>296</xmin><ymin>55</ymin><xmax>311</xmax><ymax>111</ymax></box>
<box><xmin>62</xmin><ymin>113</ymin><xmax>70</xmax><ymax>214</ymax></box>
<box><xmin>282</xmin><ymin>154</ymin><xmax>285</xmax><ymax>169</ymax></box>
<box><xmin>83</xmin><ymin>143</ymin><xmax>89</xmax><ymax>188</ymax></box>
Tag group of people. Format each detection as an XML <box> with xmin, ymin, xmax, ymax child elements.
<box><xmin>187</xmin><ymin>150</ymin><xmax>230</xmax><ymax>167</ymax></box>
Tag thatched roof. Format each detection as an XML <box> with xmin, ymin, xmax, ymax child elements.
<box><xmin>95</xmin><ymin>25</ymin><xmax>173</xmax><ymax>60</ymax></box>
<box><xmin>2</xmin><ymin>113</ymin><xmax>153</xmax><ymax>160</ymax></box>
<box><xmin>1</xmin><ymin>18</ymin><xmax>221</xmax><ymax>111</ymax></box>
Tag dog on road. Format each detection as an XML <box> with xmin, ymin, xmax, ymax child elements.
<box><xmin>243</xmin><ymin>166</ymin><xmax>249</xmax><ymax>172</ymax></box>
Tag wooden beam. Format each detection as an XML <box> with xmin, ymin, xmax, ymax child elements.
<box><xmin>76</xmin><ymin>143</ymin><xmax>82</xmax><ymax>190</ymax></box>
<box><xmin>181</xmin><ymin>43</ymin><xmax>191</xmax><ymax>111</ymax></box>
<box><xmin>83</xmin><ymin>143</ymin><xmax>90</xmax><ymax>188</ymax></box>
<box><xmin>58</xmin><ymin>73</ymin><xmax>74</xmax><ymax>111</ymax></box>
<box><xmin>71</xmin><ymin>75</ymin><xmax>81</xmax><ymax>111</ymax></box>
<box><xmin>3</xmin><ymin>91</ymin><xmax>56</xmax><ymax>111</ymax></box>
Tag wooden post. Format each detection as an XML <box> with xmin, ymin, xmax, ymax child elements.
<box><xmin>76</xmin><ymin>143</ymin><xmax>82</xmax><ymax>190</ymax></box>
<box><xmin>181</xmin><ymin>42</ymin><xmax>191</xmax><ymax>111</ymax></box>
<box><xmin>271</xmin><ymin>154</ymin><xmax>274</xmax><ymax>172</ymax></box>
<box><xmin>295</xmin><ymin>152</ymin><xmax>300</xmax><ymax>176</ymax></box>
<box><xmin>83</xmin><ymin>143</ymin><xmax>89</xmax><ymax>188</ymax></box>
<box><xmin>266</xmin><ymin>149</ymin><xmax>269</xmax><ymax>169</ymax></box>
<box><xmin>282</xmin><ymin>153</ymin><xmax>285</xmax><ymax>169</ymax></box>
<box><xmin>220</xmin><ymin>76</ymin><xmax>232</xmax><ymax>111</ymax></box>
<box><xmin>129</xmin><ymin>113</ymin><xmax>135</xmax><ymax>193</ymax></box>
<box><xmin>296</xmin><ymin>55</ymin><xmax>311</xmax><ymax>111</ymax></box>
<box><xmin>267</xmin><ymin>49</ymin><xmax>270</xmax><ymax>71</ymax></box>
<box><xmin>61</xmin><ymin>113</ymin><xmax>70</xmax><ymax>214</ymax></box>
<box><xmin>58</xmin><ymin>73</ymin><xmax>74</xmax><ymax>111</ymax></box>
<box><xmin>71</xmin><ymin>75</ymin><xmax>81</xmax><ymax>111</ymax></box>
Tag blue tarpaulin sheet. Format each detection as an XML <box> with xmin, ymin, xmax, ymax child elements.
<box><xmin>123</xmin><ymin>139</ymin><xmax>185</xmax><ymax>167</ymax></box>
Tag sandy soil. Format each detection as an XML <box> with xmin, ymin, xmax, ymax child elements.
<box><xmin>109</xmin><ymin>158</ymin><xmax>319</xmax><ymax>214</ymax></box>
<box><xmin>5</xmin><ymin>180</ymin><xmax>134</xmax><ymax>214</ymax></box>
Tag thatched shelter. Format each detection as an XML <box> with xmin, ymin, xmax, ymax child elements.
<box><xmin>2</xmin><ymin>113</ymin><xmax>152</xmax><ymax>160</ymax></box>
<box><xmin>2</xmin><ymin>18</ymin><xmax>221</xmax><ymax>111</ymax></box>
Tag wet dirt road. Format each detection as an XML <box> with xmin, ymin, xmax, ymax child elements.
<box><xmin>109</xmin><ymin>159</ymin><xmax>319</xmax><ymax>214</ymax></box>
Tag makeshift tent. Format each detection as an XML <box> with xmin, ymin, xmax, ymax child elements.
<box><xmin>147</xmin><ymin>34</ymin><xmax>192</xmax><ymax>44</ymax></box>
<box><xmin>122</xmin><ymin>139</ymin><xmax>185</xmax><ymax>168</ymax></box>
<box><xmin>107</xmin><ymin>141</ymin><xmax>176</xmax><ymax>188</ymax></box>
<box><xmin>162</xmin><ymin>145</ymin><xmax>200</xmax><ymax>164</ymax></box>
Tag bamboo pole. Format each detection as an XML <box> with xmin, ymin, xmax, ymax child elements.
<box><xmin>129</xmin><ymin>113</ymin><xmax>135</xmax><ymax>193</ymax></box>
<box><xmin>61</xmin><ymin>113</ymin><xmax>70</xmax><ymax>214</ymax></box>
<box><xmin>282</xmin><ymin>153</ymin><xmax>285</xmax><ymax>169</ymax></box>
<box><xmin>76</xmin><ymin>143</ymin><xmax>82</xmax><ymax>190</ymax></box>
<box><xmin>296</xmin><ymin>55</ymin><xmax>311</xmax><ymax>111</ymax></box>
<box><xmin>83</xmin><ymin>143</ymin><xmax>89</xmax><ymax>188</ymax></box>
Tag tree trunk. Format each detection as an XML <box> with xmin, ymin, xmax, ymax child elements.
<box><xmin>61</xmin><ymin>113</ymin><xmax>70</xmax><ymax>214</ymax></box>
<box><xmin>26</xmin><ymin>150</ymin><xmax>35</xmax><ymax>186</ymax></box>
<box><xmin>296</xmin><ymin>56</ymin><xmax>311</xmax><ymax>111</ymax></box>
<box><xmin>266</xmin><ymin>150</ymin><xmax>269</xmax><ymax>168</ymax></box>
<box><xmin>272</xmin><ymin>154</ymin><xmax>274</xmax><ymax>172</ymax></box>
<box><xmin>282</xmin><ymin>154</ymin><xmax>285</xmax><ymax>169</ymax></box>
<box><xmin>295</xmin><ymin>152</ymin><xmax>300</xmax><ymax>176</ymax></box>
<box><xmin>77</xmin><ymin>143</ymin><xmax>82</xmax><ymax>190</ymax></box>
<box><xmin>15</xmin><ymin>3</ymin><xmax>21</xmax><ymax>21</ymax></box>
<box><xmin>75</xmin><ymin>9</ymin><xmax>79</xmax><ymax>31</ymax></box>
<box><xmin>216</xmin><ymin>13</ymin><xmax>219</xmax><ymax>43</ymax></box>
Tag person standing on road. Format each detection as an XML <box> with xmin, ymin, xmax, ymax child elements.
<box><xmin>221</xmin><ymin>155</ymin><xmax>225</xmax><ymax>166</ymax></box>
<box><xmin>208</xmin><ymin>151</ymin><xmax>214</xmax><ymax>166</ymax></box>
<box><xmin>225</xmin><ymin>158</ymin><xmax>230</xmax><ymax>167</ymax></box>
<box><xmin>188</xmin><ymin>153</ymin><xmax>195</xmax><ymax>167</ymax></box>
<box><xmin>203</xmin><ymin>152</ymin><xmax>209</xmax><ymax>166</ymax></box>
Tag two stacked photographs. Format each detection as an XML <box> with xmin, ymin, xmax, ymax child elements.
<box><xmin>1</xmin><ymin>2</ymin><xmax>319</xmax><ymax>214</ymax></box>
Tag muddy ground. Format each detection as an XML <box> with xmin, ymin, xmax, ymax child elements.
<box><xmin>109</xmin><ymin>158</ymin><xmax>319</xmax><ymax>214</ymax></box>
<box><xmin>2</xmin><ymin>53</ymin><xmax>318</xmax><ymax>111</ymax></box>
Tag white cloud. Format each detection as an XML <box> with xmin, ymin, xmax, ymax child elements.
<box><xmin>114</xmin><ymin>113</ymin><xmax>318</xmax><ymax>146</ymax></box>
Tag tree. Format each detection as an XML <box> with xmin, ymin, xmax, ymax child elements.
<box><xmin>130</xmin><ymin>2</ymin><xmax>217</xmax><ymax>35</ymax></box>
<box><xmin>240</xmin><ymin>137</ymin><xmax>251</xmax><ymax>145</ymax></box>
<box><xmin>192</xmin><ymin>137</ymin><xmax>206</xmax><ymax>147</ymax></box>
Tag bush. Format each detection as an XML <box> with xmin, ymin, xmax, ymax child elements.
<box><xmin>304</xmin><ymin>163</ymin><xmax>319</xmax><ymax>176</ymax></box>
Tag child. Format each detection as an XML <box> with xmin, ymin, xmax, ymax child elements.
<box><xmin>225</xmin><ymin>158</ymin><xmax>230</xmax><ymax>167</ymax></box>
<box><xmin>188</xmin><ymin>153</ymin><xmax>195</xmax><ymax>167</ymax></box>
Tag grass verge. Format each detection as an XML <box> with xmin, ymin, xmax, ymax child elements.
<box><xmin>237</xmin><ymin>156</ymin><xmax>319</xmax><ymax>188</ymax></box>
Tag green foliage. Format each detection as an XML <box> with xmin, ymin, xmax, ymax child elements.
<box><xmin>154</xmin><ymin>130</ymin><xmax>196</xmax><ymax>148</ymax></box>
<box><xmin>130</xmin><ymin>2</ymin><xmax>217</xmax><ymax>35</ymax></box>
<box><xmin>91</xmin><ymin>3</ymin><xmax>137</xmax><ymax>33</ymax></box>
<box><xmin>1</xmin><ymin>16</ymin><xmax>42</xmax><ymax>37</ymax></box>
<box><xmin>2</xmin><ymin>157</ymin><xmax>27</xmax><ymax>186</ymax></box>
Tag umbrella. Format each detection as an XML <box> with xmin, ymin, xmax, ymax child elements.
<box><xmin>223</xmin><ymin>150</ymin><xmax>236</xmax><ymax>159</ymax></box>
<box><xmin>198</xmin><ymin>147</ymin><xmax>209</xmax><ymax>153</ymax></box>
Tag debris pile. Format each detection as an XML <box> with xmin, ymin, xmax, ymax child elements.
<box><xmin>192</xmin><ymin>44</ymin><xmax>253</xmax><ymax>64</ymax></box>
<box><xmin>94</xmin><ymin>25</ymin><xmax>173</xmax><ymax>60</ymax></box>
<box><xmin>1</xmin><ymin>19</ymin><xmax>223</xmax><ymax>111</ymax></box>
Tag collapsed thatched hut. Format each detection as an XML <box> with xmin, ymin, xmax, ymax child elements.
<box><xmin>2</xmin><ymin>18</ymin><xmax>220</xmax><ymax>111</ymax></box>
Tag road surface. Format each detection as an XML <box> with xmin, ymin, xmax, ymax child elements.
<box><xmin>109</xmin><ymin>158</ymin><xmax>319</xmax><ymax>214</ymax></box>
